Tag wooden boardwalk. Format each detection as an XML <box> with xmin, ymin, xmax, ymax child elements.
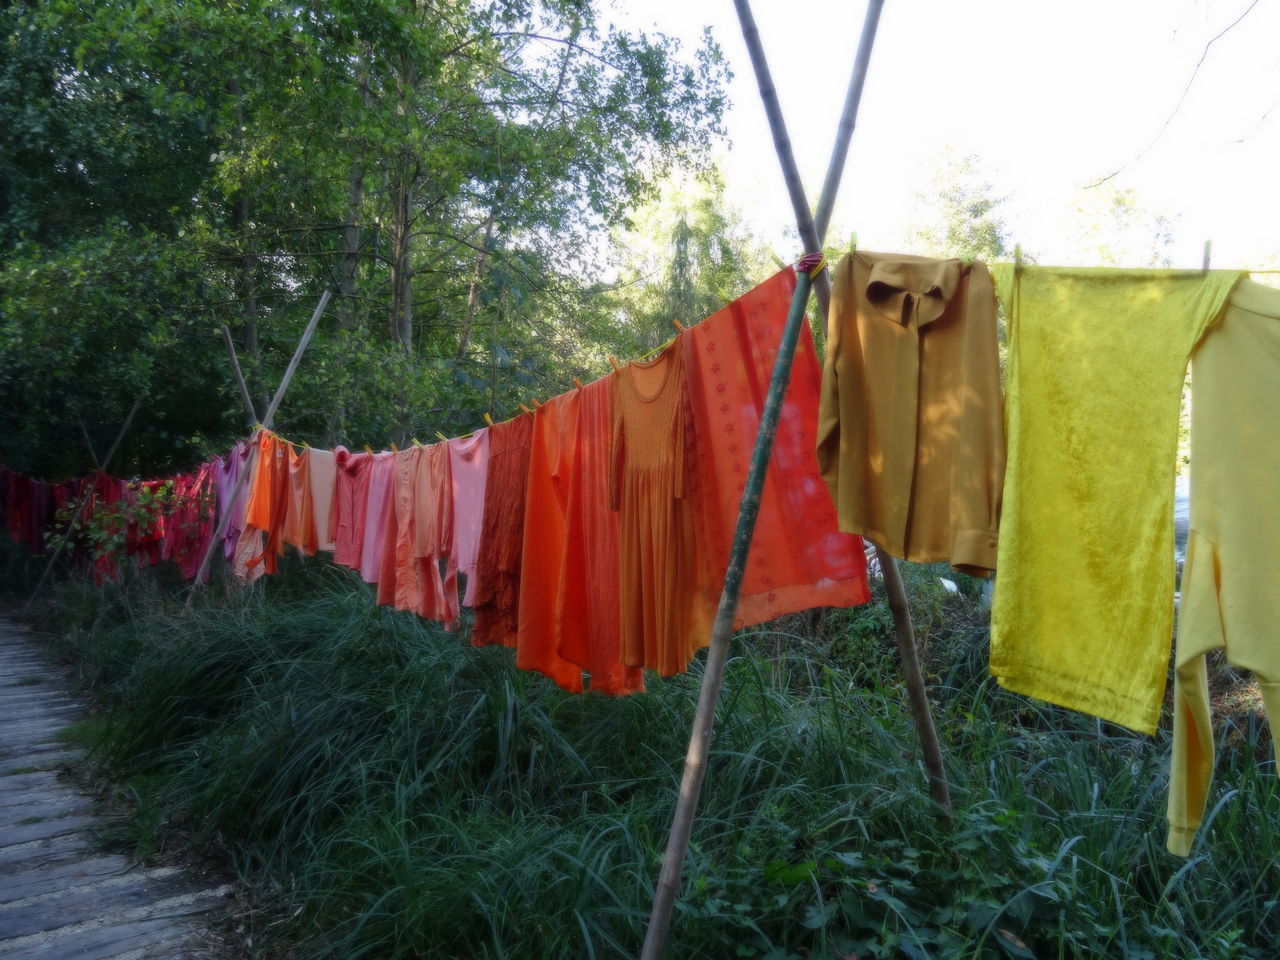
<box><xmin>0</xmin><ymin>620</ymin><xmax>231</xmax><ymax>958</ymax></box>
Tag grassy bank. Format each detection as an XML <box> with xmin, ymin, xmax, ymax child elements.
<box><xmin>18</xmin><ymin>553</ymin><xmax>1279</xmax><ymax>959</ymax></box>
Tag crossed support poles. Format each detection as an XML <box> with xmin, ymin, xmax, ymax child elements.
<box><xmin>642</xmin><ymin>2</ymin><xmax>952</xmax><ymax>955</ymax></box>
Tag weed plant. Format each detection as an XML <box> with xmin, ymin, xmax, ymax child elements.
<box><xmin>22</xmin><ymin>555</ymin><xmax>1280</xmax><ymax>959</ymax></box>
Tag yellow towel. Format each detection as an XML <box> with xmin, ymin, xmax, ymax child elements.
<box><xmin>990</xmin><ymin>265</ymin><xmax>1241</xmax><ymax>735</ymax></box>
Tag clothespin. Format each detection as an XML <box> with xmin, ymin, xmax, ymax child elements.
<box><xmin>483</xmin><ymin>413</ymin><xmax>494</xmax><ymax>426</ymax></box>
<box><xmin>519</xmin><ymin>403</ymin><xmax>533</xmax><ymax>415</ymax></box>
<box><xmin>672</xmin><ymin>319</ymin><xmax>687</xmax><ymax>333</ymax></box>
<box><xmin>1202</xmin><ymin>240</ymin><xmax>1212</xmax><ymax>273</ymax></box>
<box><xmin>770</xmin><ymin>252</ymin><xmax>786</xmax><ymax>269</ymax></box>
<box><xmin>1014</xmin><ymin>244</ymin><xmax>1023</xmax><ymax>278</ymax></box>
<box><xmin>849</xmin><ymin>231</ymin><xmax>857</xmax><ymax>256</ymax></box>
<box><xmin>530</xmin><ymin>397</ymin><xmax>542</xmax><ymax>409</ymax></box>
<box><xmin>390</xmin><ymin>442</ymin><xmax>398</xmax><ymax>453</ymax></box>
<box><xmin>435</xmin><ymin>431</ymin><xmax>448</xmax><ymax>442</ymax></box>
<box><xmin>412</xmin><ymin>437</ymin><xmax>423</xmax><ymax>447</ymax></box>
<box><xmin>609</xmin><ymin>356</ymin><xmax>621</xmax><ymax>372</ymax></box>
<box><xmin>363</xmin><ymin>445</ymin><xmax>373</xmax><ymax>455</ymax></box>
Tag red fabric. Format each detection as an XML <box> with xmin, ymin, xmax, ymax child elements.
<box><xmin>126</xmin><ymin>479</ymin><xmax>168</xmax><ymax>566</ymax></box>
<box><xmin>332</xmin><ymin>447</ymin><xmax>371</xmax><ymax>570</ymax></box>
<box><xmin>160</xmin><ymin>463</ymin><xmax>216</xmax><ymax>581</ymax></box>
<box><xmin>683</xmin><ymin>267</ymin><xmax>870</xmax><ymax>626</ymax></box>
<box><xmin>472</xmin><ymin>415</ymin><xmax>534</xmax><ymax>649</ymax></box>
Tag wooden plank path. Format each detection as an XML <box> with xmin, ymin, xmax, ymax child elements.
<box><xmin>0</xmin><ymin>620</ymin><xmax>231</xmax><ymax>958</ymax></box>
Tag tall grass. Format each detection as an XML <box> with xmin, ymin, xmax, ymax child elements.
<box><xmin>24</xmin><ymin>557</ymin><xmax>1280</xmax><ymax>959</ymax></box>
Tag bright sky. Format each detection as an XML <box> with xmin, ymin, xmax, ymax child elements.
<box><xmin>609</xmin><ymin>0</ymin><xmax>1280</xmax><ymax>269</ymax></box>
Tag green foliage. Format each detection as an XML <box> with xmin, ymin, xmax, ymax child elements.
<box><xmin>27</xmin><ymin>564</ymin><xmax>1280</xmax><ymax>959</ymax></box>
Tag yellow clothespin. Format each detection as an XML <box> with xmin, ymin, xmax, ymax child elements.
<box><xmin>1202</xmin><ymin>240</ymin><xmax>1212</xmax><ymax>273</ymax></box>
<box><xmin>849</xmin><ymin>231</ymin><xmax>858</xmax><ymax>256</ymax></box>
<box><xmin>1014</xmin><ymin>244</ymin><xmax>1023</xmax><ymax>278</ymax></box>
<box><xmin>390</xmin><ymin>442</ymin><xmax>398</xmax><ymax>453</ymax></box>
<box><xmin>435</xmin><ymin>431</ymin><xmax>448</xmax><ymax>442</ymax></box>
<box><xmin>363</xmin><ymin>445</ymin><xmax>373</xmax><ymax>455</ymax></box>
<box><xmin>412</xmin><ymin>437</ymin><xmax>423</xmax><ymax>447</ymax></box>
<box><xmin>483</xmin><ymin>413</ymin><xmax>494</xmax><ymax>426</ymax></box>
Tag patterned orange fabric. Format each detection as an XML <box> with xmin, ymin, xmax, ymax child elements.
<box><xmin>472</xmin><ymin>414</ymin><xmax>534</xmax><ymax>649</ymax></box>
<box><xmin>611</xmin><ymin>341</ymin><xmax>708</xmax><ymax>677</ymax></box>
<box><xmin>684</xmin><ymin>267</ymin><xmax>870</xmax><ymax>627</ymax></box>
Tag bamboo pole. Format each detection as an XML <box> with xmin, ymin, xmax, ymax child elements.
<box><xmin>735</xmin><ymin>0</ymin><xmax>950</xmax><ymax>813</ymax></box>
<box><xmin>221</xmin><ymin>322</ymin><xmax>260</xmax><ymax>425</ymax></box>
<box><xmin>22</xmin><ymin>395</ymin><xmax>144</xmax><ymax>614</ymax></box>
<box><xmin>639</xmin><ymin>8</ymin><xmax>886</xmax><ymax>957</ymax></box>
<box><xmin>186</xmin><ymin>290</ymin><xmax>331</xmax><ymax>602</ymax></box>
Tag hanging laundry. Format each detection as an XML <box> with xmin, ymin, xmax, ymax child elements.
<box><xmin>126</xmin><ymin>479</ymin><xmax>168</xmax><ymax>567</ymax></box>
<box><xmin>989</xmin><ymin>265</ymin><xmax>1242</xmax><ymax>735</ymax></box>
<box><xmin>817</xmin><ymin>251</ymin><xmax>1005</xmax><ymax>576</ymax></box>
<box><xmin>244</xmin><ymin>431</ymin><xmax>291</xmax><ymax>575</ymax></box>
<box><xmin>282</xmin><ymin>445</ymin><xmax>318</xmax><ymax>556</ymax></box>
<box><xmin>559</xmin><ymin>376</ymin><xmax>646</xmax><ymax>697</ymax></box>
<box><xmin>358</xmin><ymin>451</ymin><xmax>395</xmax><ymax>583</ymax></box>
<box><xmin>413</xmin><ymin>441</ymin><xmax>459</xmax><ymax>628</ymax></box>
<box><xmin>308</xmin><ymin>447</ymin><xmax>338</xmax><ymax>552</ymax></box>
<box><xmin>611</xmin><ymin>340</ymin><xmax>707</xmax><ymax>677</ymax></box>
<box><xmin>160</xmin><ymin>463</ymin><xmax>216</xmax><ymax>581</ymax></box>
<box><xmin>1167</xmin><ymin>278</ymin><xmax>1280</xmax><ymax>856</ymax></box>
<box><xmin>517</xmin><ymin>393</ymin><xmax>586</xmax><ymax>692</ymax></box>
<box><xmin>378</xmin><ymin>445</ymin><xmax>436</xmax><ymax>620</ymax></box>
<box><xmin>686</xmin><ymin>267</ymin><xmax>870</xmax><ymax>627</ymax></box>
<box><xmin>331</xmin><ymin>447</ymin><xmax>370</xmax><ymax>570</ymax></box>
<box><xmin>447</xmin><ymin>430</ymin><xmax>489</xmax><ymax>607</ymax></box>
<box><xmin>215</xmin><ymin>442</ymin><xmax>253</xmax><ymax>563</ymax></box>
<box><xmin>472</xmin><ymin>414</ymin><xmax>534</xmax><ymax>649</ymax></box>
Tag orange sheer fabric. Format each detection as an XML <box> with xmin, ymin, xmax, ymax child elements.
<box><xmin>560</xmin><ymin>376</ymin><xmax>645</xmax><ymax>695</ymax></box>
<box><xmin>244</xmin><ymin>431</ymin><xmax>290</xmax><ymax>574</ymax></box>
<box><xmin>282</xmin><ymin>445</ymin><xmax>317</xmax><ymax>556</ymax></box>
<box><xmin>611</xmin><ymin>342</ymin><xmax>708</xmax><ymax>677</ymax></box>
<box><xmin>684</xmin><ymin>267</ymin><xmax>870</xmax><ymax>626</ymax></box>
<box><xmin>472</xmin><ymin>415</ymin><xmax>534</xmax><ymax>649</ymax></box>
<box><xmin>516</xmin><ymin>394</ymin><xmax>586</xmax><ymax>692</ymax></box>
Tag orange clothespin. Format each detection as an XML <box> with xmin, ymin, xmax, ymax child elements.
<box><xmin>609</xmin><ymin>356</ymin><xmax>621</xmax><ymax>372</ymax></box>
<box><xmin>519</xmin><ymin>403</ymin><xmax>533</xmax><ymax>416</ymax></box>
<box><xmin>483</xmin><ymin>413</ymin><xmax>494</xmax><ymax>426</ymax></box>
<box><xmin>573</xmin><ymin>377</ymin><xmax>583</xmax><ymax>389</ymax></box>
<box><xmin>390</xmin><ymin>442</ymin><xmax>398</xmax><ymax>453</ymax></box>
<box><xmin>672</xmin><ymin>319</ymin><xmax>687</xmax><ymax>333</ymax></box>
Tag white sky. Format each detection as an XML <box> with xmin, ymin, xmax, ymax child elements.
<box><xmin>608</xmin><ymin>0</ymin><xmax>1280</xmax><ymax>269</ymax></box>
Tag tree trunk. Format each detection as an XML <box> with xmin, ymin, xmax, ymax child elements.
<box><xmin>456</xmin><ymin>213</ymin><xmax>496</xmax><ymax>361</ymax></box>
<box><xmin>388</xmin><ymin>161</ymin><xmax>413</xmax><ymax>353</ymax></box>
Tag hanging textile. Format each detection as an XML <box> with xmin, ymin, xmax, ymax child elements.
<box><xmin>517</xmin><ymin>393</ymin><xmax>586</xmax><ymax>692</ymax></box>
<box><xmin>332</xmin><ymin>447</ymin><xmax>370</xmax><ymax>570</ymax></box>
<box><xmin>611</xmin><ymin>340</ymin><xmax>708</xmax><ymax>677</ymax></box>
<box><xmin>559</xmin><ymin>375</ymin><xmax>646</xmax><ymax>696</ymax></box>
<box><xmin>215</xmin><ymin>442</ymin><xmax>253</xmax><ymax>563</ymax></box>
<box><xmin>308</xmin><ymin>447</ymin><xmax>338</xmax><ymax>552</ymax></box>
<box><xmin>378</xmin><ymin>444</ymin><xmax>452</xmax><ymax>623</ymax></box>
<box><xmin>244</xmin><ymin>431</ymin><xmax>291</xmax><ymax>575</ymax></box>
<box><xmin>126</xmin><ymin>479</ymin><xmax>168</xmax><ymax>566</ymax></box>
<box><xmin>447</xmin><ymin>430</ymin><xmax>489</xmax><ymax>607</ymax></box>
<box><xmin>686</xmin><ymin>266</ymin><xmax>871</xmax><ymax>626</ymax></box>
<box><xmin>817</xmin><ymin>252</ymin><xmax>1005</xmax><ymax>576</ymax></box>
<box><xmin>282</xmin><ymin>445</ymin><xmax>317</xmax><ymax>556</ymax></box>
<box><xmin>472</xmin><ymin>414</ymin><xmax>534</xmax><ymax>649</ymax></box>
<box><xmin>358</xmin><ymin>451</ymin><xmax>395</xmax><ymax>583</ymax></box>
<box><xmin>989</xmin><ymin>265</ymin><xmax>1242</xmax><ymax>734</ymax></box>
<box><xmin>161</xmin><ymin>462</ymin><xmax>216</xmax><ymax>581</ymax></box>
<box><xmin>1167</xmin><ymin>278</ymin><xmax>1280</xmax><ymax>855</ymax></box>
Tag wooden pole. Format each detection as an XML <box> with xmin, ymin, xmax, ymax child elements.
<box><xmin>736</xmin><ymin>0</ymin><xmax>950</xmax><ymax>813</ymax></box>
<box><xmin>22</xmin><ymin>395</ymin><xmax>145</xmax><ymax>614</ymax></box>
<box><xmin>639</xmin><ymin>7</ymin><xmax>886</xmax><ymax>958</ymax></box>
<box><xmin>221</xmin><ymin>322</ymin><xmax>260</xmax><ymax>425</ymax></box>
<box><xmin>186</xmin><ymin>290</ymin><xmax>331</xmax><ymax>601</ymax></box>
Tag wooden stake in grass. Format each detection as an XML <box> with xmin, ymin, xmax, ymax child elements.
<box><xmin>186</xmin><ymin>290</ymin><xmax>331</xmax><ymax>603</ymax></box>
<box><xmin>640</xmin><ymin>5</ymin><xmax>887</xmax><ymax>957</ymax></box>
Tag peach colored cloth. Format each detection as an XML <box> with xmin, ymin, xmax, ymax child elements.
<box><xmin>413</xmin><ymin>442</ymin><xmax>459</xmax><ymax>629</ymax></box>
<box><xmin>611</xmin><ymin>342</ymin><xmax>707</xmax><ymax>677</ymax></box>
<box><xmin>358</xmin><ymin>451</ymin><xmax>394</xmax><ymax>583</ymax></box>
<box><xmin>331</xmin><ymin>447</ymin><xmax>370</xmax><ymax>570</ymax></box>
<box><xmin>448</xmin><ymin>430</ymin><xmax>489</xmax><ymax>607</ymax></box>
<box><xmin>307</xmin><ymin>448</ymin><xmax>338</xmax><ymax>552</ymax></box>
<box><xmin>472</xmin><ymin>415</ymin><xmax>534</xmax><ymax>649</ymax></box>
<box><xmin>684</xmin><ymin>267</ymin><xmax>870</xmax><ymax>627</ymax></box>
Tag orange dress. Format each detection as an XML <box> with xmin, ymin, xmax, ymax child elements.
<box><xmin>243</xmin><ymin>431</ymin><xmax>289</xmax><ymax>574</ymax></box>
<box><xmin>516</xmin><ymin>393</ymin><xmax>586</xmax><ymax>693</ymax></box>
<box><xmin>560</xmin><ymin>375</ymin><xmax>645</xmax><ymax>696</ymax></box>
<box><xmin>611</xmin><ymin>342</ymin><xmax>707</xmax><ymax>676</ymax></box>
<box><xmin>683</xmin><ymin>267</ymin><xmax>870</xmax><ymax>626</ymax></box>
<box><xmin>472</xmin><ymin>414</ymin><xmax>534</xmax><ymax>649</ymax></box>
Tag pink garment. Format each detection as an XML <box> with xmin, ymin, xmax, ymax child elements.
<box><xmin>359</xmin><ymin>451</ymin><xmax>395</xmax><ymax>583</ymax></box>
<box><xmin>447</xmin><ymin>430</ymin><xmax>489</xmax><ymax>607</ymax></box>
<box><xmin>308</xmin><ymin>448</ymin><xmax>338</xmax><ymax>552</ymax></box>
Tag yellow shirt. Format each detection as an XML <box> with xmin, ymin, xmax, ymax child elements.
<box><xmin>989</xmin><ymin>266</ymin><xmax>1241</xmax><ymax>735</ymax></box>
<box><xmin>1167</xmin><ymin>278</ymin><xmax>1280</xmax><ymax>856</ymax></box>
<box><xmin>817</xmin><ymin>251</ymin><xmax>1005</xmax><ymax>576</ymax></box>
